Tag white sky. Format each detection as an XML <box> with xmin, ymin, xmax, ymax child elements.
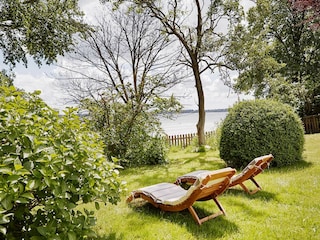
<box><xmin>12</xmin><ymin>0</ymin><xmax>254</xmax><ymax>111</ymax></box>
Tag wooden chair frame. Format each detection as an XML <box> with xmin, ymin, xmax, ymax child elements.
<box><xmin>127</xmin><ymin>168</ymin><xmax>236</xmax><ymax>225</ymax></box>
<box><xmin>228</xmin><ymin>154</ymin><xmax>274</xmax><ymax>194</ymax></box>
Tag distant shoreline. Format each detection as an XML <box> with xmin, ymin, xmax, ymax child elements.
<box><xmin>180</xmin><ymin>109</ymin><xmax>228</xmax><ymax>113</ymax></box>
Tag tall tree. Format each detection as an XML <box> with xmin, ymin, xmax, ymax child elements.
<box><xmin>104</xmin><ymin>0</ymin><xmax>243</xmax><ymax>145</ymax></box>
<box><xmin>227</xmin><ymin>0</ymin><xmax>320</xmax><ymax>116</ymax></box>
<box><xmin>0</xmin><ymin>0</ymin><xmax>86</xmax><ymax>68</ymax></box>
<box><xmin>58</xmin><ymin>5</ymin><xmax>183</xmax><ymax>166</ymax></box>
<box><xmin>60</xmin><ymin>5</ymin><xmax>183</xmax><ymax>111</ymax></box>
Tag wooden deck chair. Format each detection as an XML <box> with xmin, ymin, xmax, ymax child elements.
<box><xmin>228</xmin><ymin>154</ymin><xmax>274</xmax><ymax>194</ymax></box>
<box><xmin>127</xmin><ymin>167</ymin><xmax>236</xmax><ymax>225</ymax></box>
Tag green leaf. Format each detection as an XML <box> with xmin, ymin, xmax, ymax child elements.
<box><xmin>21</xmin><ymin>192</ymin><xmax>34</xmax><ymax>199</ymax></box>
<box><xmin>22</xmin><ymin>134</ymin><xmax>34</xmax><ymax>149</ymax></box>
<box><xmin>0</xmin><ymin>167</ymin><xmax>12</xmax><ymax>174</ymax></box>
<box><xmin>0</xmin><ymin>193</ymin><xmax>7</xmax><ymax>202</ymax></box>
<box><xmin>37</xmin><ymin>226</ymin><xmax>56</xmax><ymax>237</ymax></box>
<box><xmin>15</xmin><ymin>198</ymin><xmax>29</xmax><ymax>204</ymax></box>
<box><xmin>23</xmin><ymin>150</ymin><xmax>33</xmax><ymax>159</ymax></box>
<box><xmin>53</xmin><ymin>187</ymin><xmax>62</xmax><ymax>197</ymax></box>
<box><xmin>66</xmin><ymin>202</ymin><xmax>77</xmax><ymax>209</ymax></box>
<box><xmin>14</xmin><ymin>158</ymin><xmax>23</xmax><ymax>171</ymax></box>
<box><xmin>23</xmin><ymin>160</ymin><xmax>34</xmax><ymax>171</ymax></box>
<box><xmin>36</xmin><ymin>227</ymin><xmax>47</xmax><ymax>237</ymax></box>
<box><xmin>7</xmin><ymin>175</ymin><xmax>20</xmax><ymax>182</ymax></box>
<box><xmin>67</xmin><ymin>231</ymin><xmax>77</xmax><ymax>240</ymax></box>
<box><xmin>26</xmin><ymin>179</ymin><xmax>35</xmax><ymax>190</ymax></box>
<box><xmin>1</xmin><ymin>195</ymin><xmax>13</xmax><ymax>210</ymax></box>
<box><xmin>0</xmin><ymin>213</ymin><xmax>13</xmax><ymax>224</ymax></box>
<box><xmin>0</xmin><ymin>225</ymin><xmax>7</xmax><ymax>235</ymax></box>
<box><xmin>95</xmin><ymin>202</ymin><xmax>100</xmax><ymax>210</ymax></box>
<box><xmin>17</xmin><ymin>168</ymin><xmax>31</xmax><ymax>176</ymax></box>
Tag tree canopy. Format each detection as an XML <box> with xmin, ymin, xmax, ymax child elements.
<box><xmin>228</xmin><ymin>0</ymin><xmax>320</xmax><ymax>116</ymax></box>
<box><xmin>0</xmin><ymin>0</ymin><xmax>86</xmax><ymax>68</ymax></box>
<box><xmin>290</xmin><ymin>0</ymin><xmax>320</xmax><ymax>28</ymax></box>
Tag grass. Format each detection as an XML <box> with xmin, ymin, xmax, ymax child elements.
<box><xmin>86</xmin><ymin>134</ymin><xmax>320</xmax><ymax>240</ymax></box>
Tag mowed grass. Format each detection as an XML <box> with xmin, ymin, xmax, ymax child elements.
<box><xmin>86</xmin><ymin>134</ymin><xmax>320</xmax><ymax>240</ymax></box>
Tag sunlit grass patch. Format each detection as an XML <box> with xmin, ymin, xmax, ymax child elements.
<box><xmin>89</xmin><ymin>133</ymin><xmax>320</xmax><ymax>240</ymax></box>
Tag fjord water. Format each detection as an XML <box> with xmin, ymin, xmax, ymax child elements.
<box><xmin>159</xmin><ymin>111</ymin><xmax>227</xmax><ymax>135</ymax></box>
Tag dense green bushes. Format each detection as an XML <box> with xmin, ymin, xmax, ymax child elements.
<box><xmin>0</xmin><ymin>86</ymin><xmax>124</xmax><ymax>239</ymax></box>
<box><xmin>219</xmin><ymin>100</ymin><xmax>305</xmax><ymax>168</ymax></box>
<box><xmin>81</xmin><ymin>99</ymin><xmax>168</xmax><ymax>167</ymax></box>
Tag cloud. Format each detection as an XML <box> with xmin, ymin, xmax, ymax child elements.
<box><xmin>13</xmin><ymin>68</ymin><xmax>75</xmax><ymax>111</ymax></box>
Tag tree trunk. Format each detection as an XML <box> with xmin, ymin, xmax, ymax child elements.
<box><xmin>193</xmin><ymin>62</ymin><xmax>206</xmax><ymax>146</ymax></box>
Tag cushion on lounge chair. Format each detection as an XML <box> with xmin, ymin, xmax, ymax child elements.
<box><xmin>230</xmin><ymin>157</ymin><xmax>262</xmax><ymax>183</ymax></box>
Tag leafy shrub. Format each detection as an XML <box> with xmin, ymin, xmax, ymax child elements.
<box><xmin>206</xmin><ymin>122</ymin><xmax>223</xmax><ymax>151</ymax></box>
<box><xmin>0</xmin><ymin>86</ymin><xmax>124</xmax><ymax>239</ymax></box>
<box><xmin>81</xmin><ymin>99</ymin><xmax>168</xmax><ymax>167</ymax></box>
<box><xmin>185</xmin><ymin>124</ymin><xmax>222</xmax><ymax>153</ymax></box>
<box><xmin>129</xmin><ymin>135</ymin><xmax>168</xmax><ymax>166</ymax></box>
<box><xmin>219</xmin><ymin>99</ymin><xmax>305</xmax><ymax>168</ymax></box>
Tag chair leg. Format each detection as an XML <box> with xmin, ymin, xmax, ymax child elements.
<box><xmin>239</xmin><ymin>182</ymin><xmax>251</xmax><ymax>193</ymax></box>
<box><xmin>187</xmin><ymin>197</ymin><xmax>225</xmax><ymax>225</ymax></box>
<box><xmin>188</xmin><ymin>206</ymin><xmax>202</xmax><ymax>225</ymax></box>
<box><xmin>250</xmin><ymin>177</ymin><xmax>262</xmax><ymax>190</ymax></box>
<box><xmin>239</xmin><ymin>178</ymin><xmax>261</xmax><ymax>194</ymax></box>
<box><xmin>213</xmin><ymin>197</ymin><xmax>226</xmax><ymax>214</ymax></box>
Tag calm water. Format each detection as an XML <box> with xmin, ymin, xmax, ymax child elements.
<box><xmin>159</xmin><ymin>111</ymin><xmax>227</xmax><ymax>135</ymax></box>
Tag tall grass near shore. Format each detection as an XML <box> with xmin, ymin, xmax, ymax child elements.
<box><xmin>88</xmin><ymin>134</ymin><xmax>320</xmax><ymax>240</ymax></box>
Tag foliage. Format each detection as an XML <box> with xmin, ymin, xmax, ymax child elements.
<box><xmin>0</xmin><ymin>70</ymin><xmax>14</xmax><ymax>87</ymax></box>
<box><xmin>219</xmin><ymin>99</ymin><xmax>305</xmax><ymax>168</ymax></box>
<box><xmin>186</xmin><ymin>124</ymin><xmax>223</xmax><ymax>153</ymax></box>
<box><xmin>290</xmin><ymin>0</ymin><xmax>320</xmax><ymax>28</ymax></box>
<box><xmin>228</xmin><ymin>0</ymin><xmax>320</xmax><ymax>116</ymax></box>
<box><xmin>80</xmin><ymin>98</ymin><xmax>171</xmax><ymax>167</ymax></box>
<box><xmin>0</xmin><ymin>0</ymin><xmax>87</xmax><ymax>68</ymax></box>
<box><xmin>0</xmin><ymin>86</ymin><xmax>124</xmax><ymax>239</ymax></box>
<box><xmin>206</xmin><ymin>123</ymin><xmax>223</xmax><ymax>151</ymax></box>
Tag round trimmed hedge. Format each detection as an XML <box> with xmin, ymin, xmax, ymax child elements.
<box><xmin>219</xmin><ymin>99</ymin><xmax>305</xmax><ymax>168</ymax></box>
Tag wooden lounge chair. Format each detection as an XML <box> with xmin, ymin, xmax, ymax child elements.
<box><xmin>127</xmin><ymin>167</ymin><xmax>236</xmax><ymax>225</ymax></box>
<box><xmin>228</xmin><ymin>154</ymin><xmax>274</xmax><ymax>194</ymax></box>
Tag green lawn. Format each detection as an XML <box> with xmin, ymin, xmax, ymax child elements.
<box><xmin>88</xmin><ymin>134</ymin><xmax>320</xmax><ymax>240</ymax></box>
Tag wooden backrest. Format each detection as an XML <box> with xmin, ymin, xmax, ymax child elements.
<box><xmin>251</xmin><ymin>154</ymin><xmax>274</xmax><ymax>177</ymax></box>
<box><xmin>230</xmin><ymin>154</ymin><xmax>274</xmax><ymax>186</ymax></box>
<box><xmin>187</xmin><ymin>167</ymin><xmax>236</xmax><ymax>202</ymax></box>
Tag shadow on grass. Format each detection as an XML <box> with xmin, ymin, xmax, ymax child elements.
<box><xmin>122</xmin><ymin>202</ymin><xmax>239</xmax><ymax>239</ymax></box>
<box><xmin>93</xmin><ymin>233</ymin><xmax>123</xmax><ymax>240</ymax></box>
<box><xmin>226</xmin><ymin>189</ymin><xmax>276</xmax><ymax>201</ymax></box>
<box><xmin>268</xmin><ymin>160</ymin><xmax>312</xmax><ymax>173</ymax></box>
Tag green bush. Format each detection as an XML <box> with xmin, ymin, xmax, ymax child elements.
<box><xmin>131</xmin><ymin>136</ymin><xmax>168</xmax><ymax>166</ymax></box>
<box><xmin>206</xmin><ymin>122</ymin><xmax>223</xmax><ymax>151</ymax></box>
<box><xmin>219</xmin><ymin>99</ymin><xmax>305</xmax><ymax>168</ymax></box>
<box><xmin>0</xmin><ymin>86</ymin><xmax>124</xmax><ymax>239</ymax></box>
<box><xmin>81</xmin><ymin>100</ymin><xmax>168</xmax><ymax>167</ymax></box>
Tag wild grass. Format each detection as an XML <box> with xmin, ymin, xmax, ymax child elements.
<box><xmin>87</xmin><ymin>134</ymin><xmax>320</xmax><ymax>240</ymax></box>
